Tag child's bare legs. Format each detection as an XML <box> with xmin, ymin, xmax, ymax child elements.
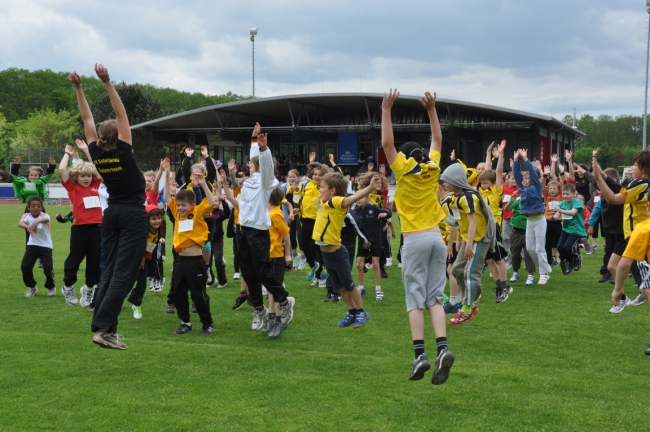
<box><xmin>447</xmin><ymin>264</ymin><xmax>459</xmax><ymax>298</ymax></box>
<box><xmin>372</xmin><ymin>256</ymin><xmax>381</xmax><ymax>287</ymax></box>
<box><xmin>408</xmin><ymin>302</ymin><xmax>446</xmax><ymax>340</ymax></box>
<box><xmin>203</xmin><ymin>250</ymin><xmax>211</xmax><ymax>266</ymax></box>
<box><xmin>341</xmin><ymin>287</ymin><xmax>362</xmax><ymax>310</ymax></box>
<box><xmin>356</xmin><ymin>256</ymin><xmax>365</xmax><ymax>288</ymax></box>
<box><xmin>607</xmin><ymin>254</ymin><xmax>621</xmax><ymax>280</ymax></box>
<box><xmin>267</xmin><ymin>292</ymin><xmax>276</xmax><ymax>314</ymax></box>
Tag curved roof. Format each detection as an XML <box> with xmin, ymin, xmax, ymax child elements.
<box><xmin>131</xmin><ymin>92</ymin><xmax>585</xmax><ymax>137</ymax></box>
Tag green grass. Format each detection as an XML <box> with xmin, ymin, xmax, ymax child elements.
<box><xmin>0</xmin><ymin>203</ymin><xmax>648</xmax><ymax>431</ymax></box>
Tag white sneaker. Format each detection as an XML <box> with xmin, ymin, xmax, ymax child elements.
<box><xmin>80</xmin><ymin>285</ymin><xmax>93</xmax><ymax>307</ymax></box>
<box><xmin>365</xmin><ymin>263</ymin><xmax>372</xmax><ymax>270</ymax></box>
<box><xmin>154</xmin><ymin>278</ymin><xmax>165</xmax><ymax>293</ymax></box>
<box><xmin>25</xmin><ymin>287</ymin><xmax>38</xmax><ymax>297</ymax></box>
<box><xmin>149</xmin><ymin>279</ymin><xmax>156</xmax><ymax>292</ymax></box>
<box><xmin>279</xmin><ymin>297</ymin><xmax>295</xmax><ymax>325</ymax></box>
<box><xmin>47</xmin><ymin>287</ymin><xmax>56</xmax><ymax>296</ymax></box>
<box><xmin>311</xmin><ymin>279</ymin><xmax>319</xmax><ymax>286</ymax></box>
<box><xmin>252</xmin><ymin>306</ymin><xmax>268</xmax><ymax>331</ymax></box>
<box><xmin>262</xmin><ymin>286</ymin><xmax>268</xmax><ymax>296</ymax></box>
<box><xmin>609</xmin><ymin>297</ymin><xmax>632</xmax><ymax>314</ymax></box>
<box><xmin>63</xmin><ymin>287</ymin><xmax>79</xmax><ymax>306</ymax></box>
<box><xmin>217</xmin><ymin>282</ymin><xmax>228</xmax><ymax>288</ymax></box>
<box><xmin>398</xmin><ymin>262</ymin><xmax>402</xmax><ymax>268</ymax></box>
<box><xmin>538</xmin><ymin>274</ymin><xmax>550</xmax><ymax>285</ymax></box>
<box><xmin>206</xmin><ymin>273</ymin><xmax>213</xmax><ymax>286</ymax></box>
<box><xmin>509</xmin><ymin>272</ymin><xmax>520</xmax><ymax>283</ymax></box>
<box><xmin>318</xmin><ymin>279</ymin><xmax>327</xmax><ymax>287</ymax></box>
<box><xmin>222</xmin><ymin>257</ymin><xmax>227</xmax><ymax>266</ymax></box>
<box><xmin>525</xmin><ymin>275</ymin><xmax>535</xmax><ymax>286</ymax></box>
<box><xmin>297</xmin><ymin>256</ymin><xmax>307</xmax><ymax>271</ymax></box>
<box><xmin>386</xmin><ymin>257</ymin><xmax>393</xmax><ymax>267</ymax></box>
<box><xmin>630</xmin><ymin>293</ymin><xmax>647</xmax><ymax>306</ymax></box>
<box><xmin>233</xmin><ymin>272</ymin><xmax>240</xmax><ymax>280</ymax></box>
<box><xmin>132</xmin><ymin>304</ymin><xmax>142</xmax><ymax>320</ymax></box>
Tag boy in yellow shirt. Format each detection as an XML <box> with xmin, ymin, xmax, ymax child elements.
<box><xmin>164</xmin><ymin>162</ymin><xmax>217</xmax><ymax>336</ymax></box>
<box><xmin>314</xmin><ymin>171</ymin><xmax>381</xmax><ymax>328</ymax></box>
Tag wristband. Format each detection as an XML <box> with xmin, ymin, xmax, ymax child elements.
<box><xmin>74</xmin><ymin>84</ymin><xmax>81</xmax><ymax>89</ymax></box>
<box><xmin>102</xmin><ymin>78</ymin><xmax>110</xmax><ymax>83</ymax></box>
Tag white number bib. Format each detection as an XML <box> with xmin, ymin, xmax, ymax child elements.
<box><xmin>24</xmin><ymin>183</ymin><xmax>36</xmax><ymax>191</ymax></box>
<box><xmin>83</xmin><ymin>196</ymin><xmax>101</xmax><ymax>209</ymax></box>
<box><xmin>451</xmin><ymin>208</ymin><xmax>461</xmax><ymax>221</ymax></box>
<box><xmin>503</xmin><ymin>194</ymin><xmax>511</xmax><ymax>203</ymax></box>
<box><xmin>562</xmin><ymin>214</ymin><xmax>573</xmax><ymax>220</ymax></box>
<box><xmin>548</xmin><ymin>201</ymin><xmax>560</xmax><ymax>211</ymax></box>
<box><xmin>178</xmin><ymin>219</ymin><xmax>194</xmax><ymax>232</ymax></box>
<box><xmin>145</xmin><ymin>242</ymin><xmax>157</xmax><ymax>252</ymax></box>
<box><xmin>594</xmin><ymin>196</ymin><xmax>601</xmax><ymax>203</ymax></box>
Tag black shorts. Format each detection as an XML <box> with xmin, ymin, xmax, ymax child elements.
<box><xmin>357</xmin><ymin>247</ymin><xmax>381</xmax><ymax>258</ymax></box>
<box><xmin>485</xmin><ymin>225</ymin><xmax>508</xmax><ymax>262</ymax></box>
<box><xmin>614</xmin><ymin>237</ymin><xmax>628</xmax><ymax>257</ymax></box>
<box><xmin>446</xmin><ymin>245</ymin><xmax>459</xmax><ymax>267</ymax></box>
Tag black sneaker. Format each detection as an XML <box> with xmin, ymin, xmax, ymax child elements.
<box><xmin>201</xmin><ymin>325</ymin><xmax>215</xmax><ymax>336</ymax></box>
<box><xmin>599</xmin><ymin>274</ymin><xmax>612</xmax><ymax>283</ymax></box>
<box><xmin>409</xmin><ymin>354</ymin><xmax>431</xmax><ymax>380</ymax></box>
<box><xmin>173</xmin><ymin>323</ymin><xmax>192</xmax><ymax>335</ymax></box>
<box><xmin>646</xmin><ymin>343</ymin><xmax>650</xmax><ymax>356</ymax></box>
<box><xmin>561</xmin><ymin>261</ymin><xmax>573</xmax><ymax>275</ymax></box>
<box><xmin>261</xmin><ymin>316</ymin><xmax>276</xmax><ymax>334</ymax></box>
<box><xmin>573</xmin><ymin>254</ymin><xmax>582</xmax><ymax>272</ymax></box>
<box><xmin>166</xmin><ymin>303</ymin><xmax>175</xmax><ymax>314</ymax></box>
<box><xmin>331</xmin><ymin>294</ymin><xmax>340</xmax><ymax>303</ymax></box>
<box><xmin>431</xmin><ymin>349</ymin><xmax>455</xmax><ymax>385</ymax></box>
<box><xmin>380</xmin><ymin>268</ymin><xmax>389</xmax><ymax>279</ymax></box>
<box><xmin>324</xmin><ymin>293</ymin><xmax>332</xmax><ymax>302</ymax></box>
<box><xmin>232</xmin><ymin>294</ymin><xmax>248</xmax><ymax>310</ymax></box>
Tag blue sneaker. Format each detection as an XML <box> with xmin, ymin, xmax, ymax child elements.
<box><xmin>307</xmin><ymin>262</ymin><xmax>320</xmax><ymax>281</ymax></box>
<box><xmin>509</xmin><ymin>272</ymin><xmax>520</xmax><ymax>283</ymax></box>
<box><xmin>443</xmin><ymin>302</ymin><xmax>462</xmax><ymax>314</ymax></box>
<box><xmin>338</xmin><ymin>312</ymin><xmax>355</xmax><ymax>327</ymax></box>
<box><xmin>358</xmin><ymin>287</ymin><xmax>367</xmax><ymax>296</ymax></box>
<box><xmin>353</xmin><ymin>311</ymin><xmax>369</xmax><ymax>328</ymax></box>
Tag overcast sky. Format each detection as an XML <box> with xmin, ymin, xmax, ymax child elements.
<box><xmin>1</xmin><ymin>0</ymin><xmax>647</xmax><ymax>119</ymax></box>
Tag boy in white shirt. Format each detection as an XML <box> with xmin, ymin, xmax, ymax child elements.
<box><xmin>19</xmin><ymin>196</ymin><xmax>55</xmax><ymax>297</ymax></box>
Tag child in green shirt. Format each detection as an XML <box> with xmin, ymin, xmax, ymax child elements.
<box><xmin>552</xmin><ymin>183</ymin><xmax>587</xmax><ymax>275</ymax></box>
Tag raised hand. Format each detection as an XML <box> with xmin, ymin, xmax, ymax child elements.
<box><xmin>218</xmin><ymin>169</ymin><xmax>228</xmax><ymax>185</ymax></box>
<box><xmin>498</xmin><ymin>139</ymin><xmax>507</xmax><ymax>155</ymax></box>
<box><xmin>65</xmin><ymin>144</ymin><xmax>75</xmax><ymax>154</ymax></box>
<box><xmin>565</xmin><ymin>150</ymin><xmax>573</xmax><ymax>161</ymax></box>
<box><xmin>13</xmin><ymin>157</ymin><xmax>20</xmax><ymax>164</ymax></box>
<box><xmin>48</xmin><ymin>156</ymin><xmax>56</xmax><ymax>165</ymax></box>
<box><xmin>68</xmin><ymin>72</ymin><xmax>82</xmax><ymax>87</ymax></box>
<box><xmin>185</xmin><ymin>147</ymin><xmax>194</xmax><ymax>157</ymax></box>
<box><xmin>160</xmin><ymin>157</ymin><xmax>170</xmax><ymax>171</ymax></box>
<box><xmin>558</xmin><ymin>163</ymin><xmax>565</xmax><ymax>173</ymax></box>
<box><xmin>492</xmin><ymin>147</ymin><xmax>500</xmax><ymax>159</ymax></box>
<box><xmin>513</xmin><ymin>150</ymin><xmax>521</xmax><ymax>161</ymax></box>
<box><xmin>309</xmin><ymin>152</ymin><xmax>316</xmax><ymax>163</ymax></box>
<box><xmin>592</xmin><ymin>147</ymin><xmax>600</xmax><ymax>157</ymax></box>
<box><xmin>551</xmin><ymin>153</ymin><xmax>559</xmax><ymax>163</ymax></box>
<box><xmin>370</xmin><ymin>174</ymin><xmax>381</xmax><ymax>190</ymax></box>
<box><xmin>75</xmin><ymin>139</ymin><xmax>88</xmax><ymax>151</ymax></box>
<box><xmin>543</xmin><ymin>165</ymin><xmax>551</xmax><ymax>175</ymax></box>
<box><xmin>382</xmin><ymin>88</ymin><xmax>400</xmax><ymax>111</ymax></box>
<box><xmin>509</xmin><ymin>158</ymin><xmax>514</xmax><ymax>170</ymax></box>
<box><xmin>252</xmin><ymin>122</ymin><xmax>261</xmax><ymax>137</ymax></box>
<box><xmin>418</xmin><ymin>91</ymin><xmax>436</xmax><ymax>111</ymax></box>
<box><xmin>486</xmin><ymin>141</ymin><xmax>494</xmax><ymax>156</ymax></box>
<box><xmin>94</xmin><ymin>63</ymin><xmax>110</xmax><ymax>82</ymax></box>
<box><xmin>228</xmin><ymin>159</ymin><xmax>237</xmax><ymax>174</ymax></box>
<box><xmin>450</xmin><ymin>149</ymin><xmax>456</xmax><ymax>161</ymax></box>
<box><xmin>520</xmin><ymin>148</ymin><xmax>528</xmax><ymax>160</ymax></box>
<box><xmin>258</xmin><ymin>133</ymin><xmax>268</xmax><ymax>150</ymax></box>
<box><xmin>200</xmin><ymin>145</ymin><xmax>209</xmax><ymax>157</ymax></box>
<box><xmin>329</xmin><ymin>153</ymin><xmax>335</xmax><ymax>165</ymax></box>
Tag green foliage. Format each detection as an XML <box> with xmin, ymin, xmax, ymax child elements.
<box><xmin>141</xmin><ymin>85</ymin><xmax>245</xmax><ymax>115</ymax></box>
<box><xmin>572</xmin><ymin>114</ymin><xmax>645</xmax><ymax>168</ymax></box>
<box><xmin>10</xmin><ymin>108</ymin><xmax>79</xmax><ymax>148</ymax></box>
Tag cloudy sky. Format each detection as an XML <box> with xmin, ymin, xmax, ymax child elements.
<box><xmin>1</xmin><ymin>0</ymin><xmax>647</xmax><ymax>118</ymax></box>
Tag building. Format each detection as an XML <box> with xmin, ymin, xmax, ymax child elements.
<box><xmin>131</xmin><ymin>93</ymin><xmax>585</xmax><ymax>175</ymax></box>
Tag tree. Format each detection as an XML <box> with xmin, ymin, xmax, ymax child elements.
<box><xmin>11</xmin><ymin>108</ymin><xmax>79</xmax><ymax>148</ymax></box>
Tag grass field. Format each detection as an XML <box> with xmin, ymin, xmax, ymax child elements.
<box><xmin>0</xmin><ymin>203</ymin><xmax>649</xmax><ymax>431</ymax></box>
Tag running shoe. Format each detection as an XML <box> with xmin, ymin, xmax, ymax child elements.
<box><xmin>431</xmin><ymin>349</ymin><xmax>455</xmax><ymax>385</ymax></box>
<box><xmin>409</xmin><ymin>354</ymin><xmax>431</xmax><ymax>380</ymax></box>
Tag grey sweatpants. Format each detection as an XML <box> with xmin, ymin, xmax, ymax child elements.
<box><xmin>451</xmin><ymin>241</ymin><xmax>490</xmax><ymax>306</ymax></box>
<box><xmin>401</xmin><ymin>232</ymin><xmax>447</xmax><ymax>312</ymax></box>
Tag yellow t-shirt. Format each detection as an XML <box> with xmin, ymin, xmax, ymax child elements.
<box><xmin>623</xmin><ymin>218</ymin><xmax>650</xmax><ymax>262</ymax></box>
<box><xmin>622</xmin><ymin>178</ymin><xmax>650</xmax><ymax>239</ymax></box>
<box><xmin>390</xmin><ymin>149</ymin><xmax>444</xmax><ymax>233</ymax></box>
<box><xmin>312</xmin><ymin>196</ymin><xmax>347</xmax><ymax>246</ymax></box>
<box><xmin>301</xmin><ymin>180</ymin><xmax>321</xmax><ymax>220</ymax></box>
<box><xmin>441</xmin><ymin>191</ymin><xmax>488</xmax><ymax>243</ymax></box>
<box><xmin>480</xmin><ymin>184</ymin><xmax>504</xmax><ymax>226</ymax></box>
<box><xmin>286</xmin><ymin>183</ymin><xmax>304</xmax><ymax>216</ymax></box>
<box><xmin>368</xmin><ymin>192</ymin><xmax>384</xmax><ymax>208</ymax></box>
<box><xmin>169</xmin><ymin>197</ymin><xmax>213</xmax><ymax>252</ymax></box>
<box><xmin>269</xmin><ymin>206</ymin><xmax>290</xmax><ymax>258</ymax></box>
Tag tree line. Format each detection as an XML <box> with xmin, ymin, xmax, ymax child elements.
<box><xmin>0</xmin><ymin>68</ymin><xmax>246</xmax><ymax>175</ymax></box>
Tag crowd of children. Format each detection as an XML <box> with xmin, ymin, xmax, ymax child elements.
<box><xmin>12</xmin><ymin>70</ymin><xmax>650</xmax><ymax>385</ymax></box>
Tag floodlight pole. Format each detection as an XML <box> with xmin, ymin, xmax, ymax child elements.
<box><xmin>250</xmin><ymin>28</ymin><xmax>258</xmax><ymax>98</ymax></box>
<box><xmin>643</xmin><ymin>0</ymin><xmax>650</xmax><ymax>150</ymax></box>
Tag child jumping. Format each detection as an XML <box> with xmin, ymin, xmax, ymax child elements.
<box><xmin>19</xmin><ymin>197</ymin><xmax>55</xmax><ymax>297</ymax></box>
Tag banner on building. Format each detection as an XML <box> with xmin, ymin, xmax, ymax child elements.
<box><xmin>337</xmin><ymin>132</ymin><xmax>359</xmax><ymax>165</ymax></box>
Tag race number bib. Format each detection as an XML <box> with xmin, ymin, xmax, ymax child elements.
<box><xmin>548</xmin><ymin>201</ymin><xmax>560</xmax><ymax>211</ymax></box>
<box><xmin>503</xmin><ymin>194</ymin><xmax>511</xmax><ymax>203</ymax></box>
<box><xmin>178</xmin><ymin>219</ymin><xmax>194</xmax><ymax>232</ymax></box>
<box><xmin>83</xmin><ymin>196</ymin><xmax>101</xmax><ymax>209</ymax></box>
<box><xmin>24</xmin><ymin>183</ymin><xmax>36</xmax><ymax>191</ymax></box>
<box><xmin>145</xmin><ymin>242</ymin><xmax>157</xmax><ymax>252</ymax></box>
<box><xmin>594</xmin><ymin>196</ymin><xmax>601</xmax><ymax>203</ymax></box>
<box><xmin>451</xmin><ymin>208</ymin><xmax>461</xmax><ymax>221</ymax></box>
<box><xmin>561</xmin><ymin>214</ymin><xmax>573</xmax><ymax>220</ymax></box>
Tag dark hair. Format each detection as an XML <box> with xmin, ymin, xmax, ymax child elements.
<box><xmin>175</xmin><ymin>189</ymin><xmax>196</xmax><ymax>204</ymax></box>
<box><xmin>633</xmin><ymin>150</ymin><xmax>650</xmax><ymax>176</ymax></box>
<box><xmin>148</xmin><ymin>208</ymin><xmax>163</xmax><ymax>219</ymax></box>
<box><xmin>321</xmin><ymin>172</ymin><xmax>348</xmax><ymax>197</ymax></box>
<box><xmin>269</xmin><ymin>186</ymin><xmax>284</xmax><ymax>206</ymax></box>
<box><xmin>562</xmin><ymin>183</ymin><xmax>577</xmax><ymax>193</ymax></box>
<box><xmin>27</xmin><ymin>196</ymin><xmax>43</xmax><ymax>207</ymax></box>
<box><xmin>97</xmin><ymin>120</ymin><xmax>118</xmax><ymax>150</ymax></box>
<box><xmin>399</xmin><ymin>141</ymin><xmax>428</xmax><ymax>162</ymax></box>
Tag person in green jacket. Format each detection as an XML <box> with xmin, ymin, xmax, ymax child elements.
<box><xmin>11</xmin><ymin>156</ymin><xmax>56</xmax><ymax>204</ymax></box>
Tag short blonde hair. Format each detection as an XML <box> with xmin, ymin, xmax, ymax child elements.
<box><xmin>144</xmin><ymin>170</ymin><xmax>157</xmax><ymax>179</ymax></box>
<box><xmin>69</xmin><ymin>161</ymin><xmax>100</xmax><ymax>182</ymax></box>
<box><xmin>191</xmin><ymin>163</ymin><xmax>207</xmax><ymax>176</ymax></box>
